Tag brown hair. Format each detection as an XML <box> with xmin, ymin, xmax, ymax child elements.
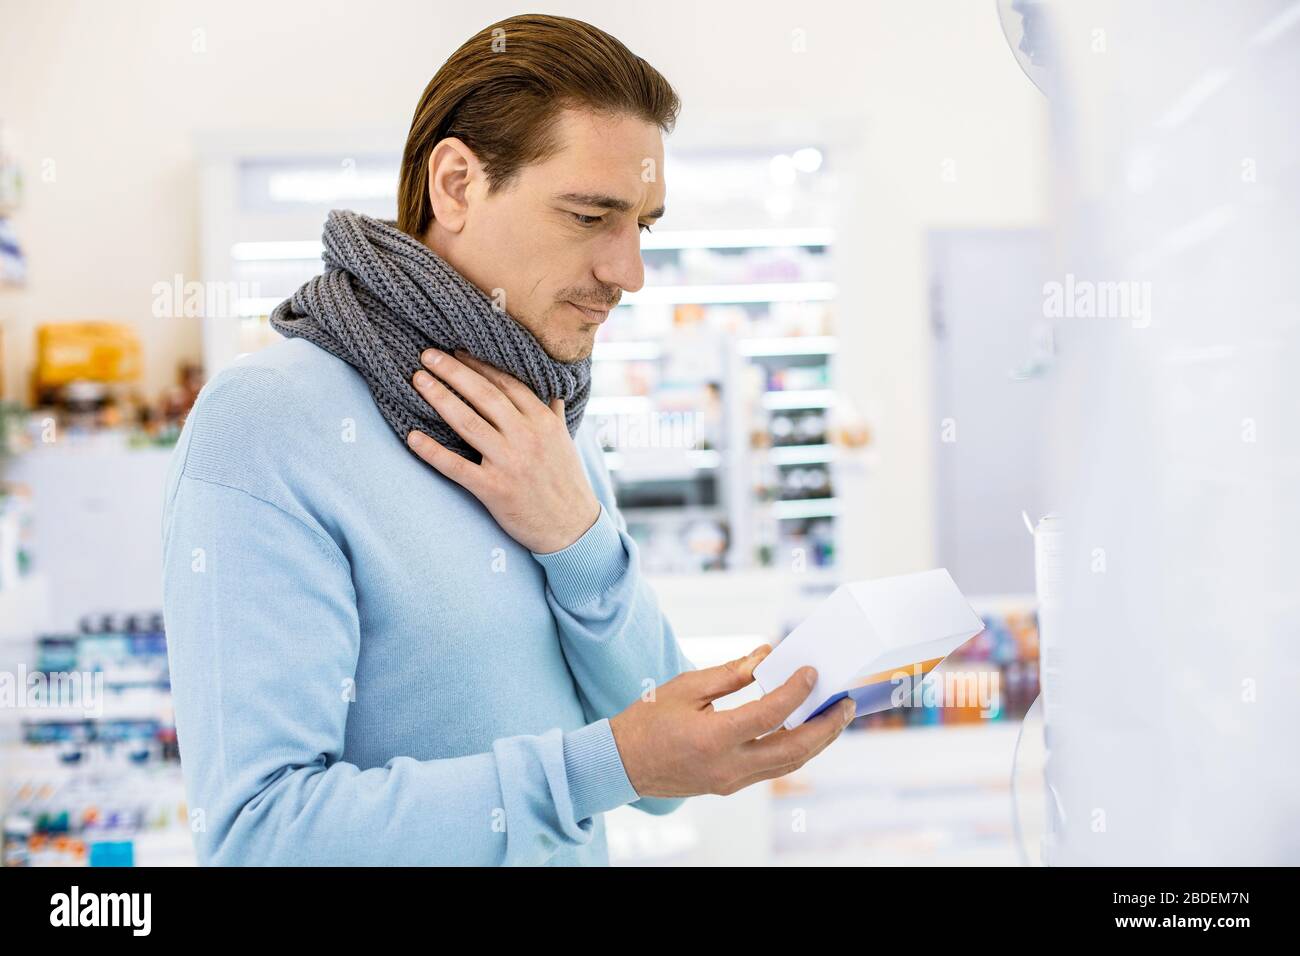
<box><xmin>397</xmin><ymin>14</ymin><xmax>680</xmax><ymax>238</ymax></box>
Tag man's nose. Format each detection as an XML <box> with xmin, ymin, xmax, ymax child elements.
<box><xmin>595</xmin><ymin>222</ymin><xmax>646</xmax><ymax>295</ymax></box>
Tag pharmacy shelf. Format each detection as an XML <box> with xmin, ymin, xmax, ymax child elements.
<box><xmin>593</xmin><ymin>341</ymin><xmax>663</xmax><ymax>362</ymax></box>
<box><xmin>623</xmin><ymin>282</ymin><xmax>835</xmax><ymax>306</ymax></box>
<box><xmin>586</xmin><ymin>395</ymin><xmax>657</xmax><ymax>417</ymax></box>
<box><xmin>640</xmin><ymin>227</ymin><xmax>835</xmax><ymax>250</ymax></box>
<box><xmin>761</xmin><ymin>389</ymin><xmax>836</xmax><ymax>410</ymax></box>
<box><xmin>623</xmin><ymin>505</ymin><xmax>727</xmax><ymax>523</ymax></box>
<box><xmin>770</xmin><ymin>498</ymin><xmax>839</xmax><ymax>520</ymax></box>
<box><xmin>767</xmin><ymin>443</ymin><xmax>835</xmax><ymax>465</ymax></box>
<box><xmin>605</xmin><ymin>449</ymin><xmax>721</xmax><ymax>471</ymax></box>
<box><xmin>739</xmin><ymin>336</ymin><xmax>838</xmax><ymax>357</ymax></box>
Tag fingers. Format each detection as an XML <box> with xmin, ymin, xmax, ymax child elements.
<box><xmin>726</xmin><ymin>699</ymin><xmax>855</xmax><ymax>792</ymax></box>
<box><xmin>451</xmin><ymin>350</ymin><xmax>549</xmax><ymax>418</ymax></box>
<box><xmin>748</xmin><ymin>697</ymin><xmax>854</xmax><ymax>765</ymax></box>
<box><xmin>405</xmin><ymin>429</ymin><xmax>486</xmax><ymax>493</ymax></box>
<box><xmin>411</xmin><ymin>368</ymin><xmax>503</xmax><ymax>459</ymax></box>
<box><xmin>678</xmin><ymin>645</ymin><xmax>772</xmax><ymax>703</ymax></box>
<box><xmin>419</xmin><ymin>349</ymin><xmax>521</xmax><ymax>433</ymax></box>
<box><xmin>717</xmin><ymin>665</ymin><xmax>821</xmax><ymax>741</ymax></box>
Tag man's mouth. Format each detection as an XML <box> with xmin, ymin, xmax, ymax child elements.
<box><xmin>567</xmin><ymin>302</ymin><xmax>611</xmax><ymax>323</ymax></box>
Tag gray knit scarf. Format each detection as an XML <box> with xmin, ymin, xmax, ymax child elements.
<box><xmin>269</xmin><ymin>208</ymin><xmax>592</xmax><ymax>461</ymax></box>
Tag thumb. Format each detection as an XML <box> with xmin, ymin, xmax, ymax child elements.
<box><xmin>550</xmin><ymin>397</ymin><xmax>565</xmax><ymax>417</ymax></box>
<box><xmin>685</xmin><ymin>644</ymin><xmax>772</xmax><ymax>703</ymax></box>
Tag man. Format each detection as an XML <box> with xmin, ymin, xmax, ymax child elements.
<box><xmin>162</xmin><ymin>13</ymin><xmax>854</xmax><ymax>867</ymax></box>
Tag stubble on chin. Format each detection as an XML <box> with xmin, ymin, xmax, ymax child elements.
<box><xmin>529</xmin><ymin>306</ymin><xmax>596</xmax><ymax>364</ymax></box>
<box><xmin>543</xmin><ymin>335</ymin><xmax>594</xmax><ymax>365</ymax></box>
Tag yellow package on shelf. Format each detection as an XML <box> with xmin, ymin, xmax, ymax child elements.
<box><xmin>36</xmin><ymin>322</ymin><xmax>142</xmax><ymax>388</ymax></box>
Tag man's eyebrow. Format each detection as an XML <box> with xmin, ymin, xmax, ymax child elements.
<box><xmin>555</xmin><ymin>191</ymin><xmax>665</xmax><ymax>219</ymax></box>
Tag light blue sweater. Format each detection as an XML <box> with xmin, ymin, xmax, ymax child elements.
<box><xmin>161</xmin><ymin>337</ymin><xmax>696</xmax><ymax>865</ymax></box>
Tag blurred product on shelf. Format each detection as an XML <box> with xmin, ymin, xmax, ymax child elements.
<box><xmin>598</xmin><ymin>301</ymin><xmax>833</xmax><ymax>344</ymax></box>
<box><xmin>755</xmin><ymin>515</ymin><xmax>836</xmax><ymax>569</ymax></box>
<box><xmin>827</xmin><ymin>394</ymin><xmax>872</xmax><ymax>450</ymax></box>
<box><xmin>0</xmin><ymin>400</ymin><xmax>33</xmax><ymax>457</ymax></box>
<box><xmin>1</xmin><ymin>610</ymin><xmax>192</xmax><ymax>867</ymax></box>
<box><xmin>680</xmin><ymin>518</ymin><xmax>729</xmax><ymax>571</ymax></box>
<box><xmin>849</xmin><ymin>601</ymin><xmax>1041</xmax><ymax>730</ymax></box>
<box><xmin>748</xmin><ymin>301</ymin><xmax>833</xmax><ymax>339</ymax></box>
<box><xmin>8</xmin><ymin>322</ymin><xmax>202</xmax><ymax>446</ymax></box>
<box><xmin>0</xmin><ymin>122</ymin><xmax>25</xmax><ymax>285</ymax></box>
<box><xmin>28</xmin><ymin>321</ymin><xmax>142</xmax><ymax>435</ymax></box>
<box><xmin>147</xmin><ymin>361</ymin><xmax>203</xmax><ymax>437</ymax></box>
<box><xmin>768</xmin><ymin>410</ymin><xmax>829</xmax><ymax>448</ymax></box>
<box><xmin>624</xmin><ymin>512</ymin><xmax>731</xmax><ymax>574</ymax></box>
<box><xmin>764</xmin><ymin>363</ymin><xmax>829</xmax><ymax>392</ymax></box>
<box><xmin>755</xmin><ymin>410</ymin><xmax>830</xmax><ymax>447</ymax></box>
<box><xmin>0</xmin><ymin>480</ymin><xmax>34</xmax><ymax>590</ymax></box>
<box><xmin>0</xmin><ymin>217</ymin><xmax>25</xmax><ymax>285</ymax></box>
<box><xmin>0</xmin><ymin>122</ymin><xmax>22</xmax><ymax>216</ymax></box>
<box><xmin>641</xmin><ymin>244</ymin><xmax>832</xmax><ymax>287</ymax></box>
<box><xmin>35</xmin><ymin>322</ymin><xmax>142</xmax><ymax>402</ymax></box>
<box><xmin>751</xmin><ymin>463</ymin><xmax>835</xmax><ymax>504</ymax></box>
<box><xmin>2</xmin><ymin>756</ymin><xmax>189</xmax><ymax>867</ymax></box>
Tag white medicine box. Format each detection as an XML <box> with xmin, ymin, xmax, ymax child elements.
<box><xmin>752</xmin><ymin>568</ymin><xmax>986</xmax><ymax>730</ymax></box>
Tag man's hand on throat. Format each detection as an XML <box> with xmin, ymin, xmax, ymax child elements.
<box><xmin>406</xmin><ymin>347</ymin><xmax>602</xmax><ymax>555</ymax></box>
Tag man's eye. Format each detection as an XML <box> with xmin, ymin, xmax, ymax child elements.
<box><xmin>569</xmin><ymin>212</ymin><xmax>653</xmax><ymax>234</ymax></box>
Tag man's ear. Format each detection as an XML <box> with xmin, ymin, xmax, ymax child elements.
<box><xmin>426</xmin><ymin>136</ymin><xmax>476</xmax><ymax>234</ymax></box>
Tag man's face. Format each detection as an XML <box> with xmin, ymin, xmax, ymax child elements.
<box><xmin>428</xmin><ymin>108</ymin><xmax>666</xmax><ymax>363</ymax></box>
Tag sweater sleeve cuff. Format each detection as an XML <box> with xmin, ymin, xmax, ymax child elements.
<box><xmin>530</xmin><ymin>502</ymin><xmax>629</xmax><ymax>608</ymax></box>
<box><xmin>563</xmin><ymin>717</ymin><xmax>641</xmax><ymax>822</ymax></box>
